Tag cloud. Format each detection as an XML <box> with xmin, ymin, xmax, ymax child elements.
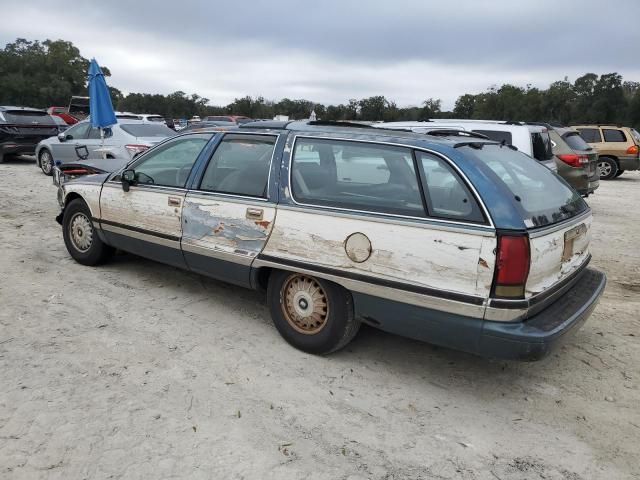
<box><xmin>2</xmin><ymin>0</ymin><xmax>639</xmax><ymax>109</ymax></box>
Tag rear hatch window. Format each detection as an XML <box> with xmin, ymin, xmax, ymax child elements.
<box><xmin>120</xmin><ymin>123</ymin><xmax>174</xmax><ymax>137</ymax></box>
<box><xmin>2</xmin><ymin>109</ymin><xmax>55</xmax><ymax>125</ymax></box>
<box><xmin>471</xmin><ymin>129</ymin><xmax>513</xmax><ymax>144</ymax></box>
<box><xmin>562</xmin><ymin>132</ymin><xmax>592</xmax><ymax>152</ymax></box>
<box><xmin>460</xmin><ymin>144</ymin><xmax>588</xmax><ymax>228</ymax></box>
<box><xmin>531</xmin><ymin>131</ymin><xmax>554</xmax><ymax>161</ymax></box>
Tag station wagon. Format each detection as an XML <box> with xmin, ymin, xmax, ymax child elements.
<box><xmin>55</xmin><ymin>121</ymin><xmax>606</xmax><ymax>360</ymax></box>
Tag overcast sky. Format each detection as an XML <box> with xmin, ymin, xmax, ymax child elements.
<box><xmin>2</xmin><ymin>0</ymin><xmax>639</xmax><ymax>109</ymax></box>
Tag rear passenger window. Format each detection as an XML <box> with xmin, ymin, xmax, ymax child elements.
<box><xmin>472</xmin><ymin>130</ymin><xmax>513</xmax><ymax>144</ymax></box>
<box><xmin>602</xmin><ymin>129</ymin><xmax>627</xmax><ymax>142</ymax></box>
<box><xmin>200</xmin><ymin>134</ymin><xmax>276</xmax><ymax>197</ymax></box>
<box><xmin>417</xmin><ymin>152</ymin><xmax>485</xmax><ymax>223</ymax></box>
<box><xmin>291</xmin><ymin>138</ymin><xmax>424</xmax><ymax>216</ymax></box>
<box><xmin>577</xmin><ymin>128</ymin><xmax>602</xmax><ymax>143</ymax></box>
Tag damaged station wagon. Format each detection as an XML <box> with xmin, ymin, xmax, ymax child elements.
<box><xmin>55</xmin><ymin>121</ymin><xmax>606</xmax><ymax>360</ymax></box>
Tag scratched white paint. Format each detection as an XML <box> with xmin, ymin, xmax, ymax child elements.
<box><xmin>526</xmin><ymin>214</ymin><xmax>592</xmax><ymax>296</ymax></box>
<box><xmin>100</xmin><ymin>184</ymin><xmax>184</xmax><ymax>237</ymax></box>
<box><xmin>182</xmin><ymin>195</ymin><xmax>276</xmax><ymax>259</ymax></box>
<box><xmin>64</xmin><ymin>184</ymin><xmax>101</xmax><ymax>218</ymax></box>
<box><xmin>262</xmin><ymin>209</ymin><xmax>496</xmax><ymax>297</ymax></box>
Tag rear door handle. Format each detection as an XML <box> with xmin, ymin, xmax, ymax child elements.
<box><xmin>168</xmin><ymin>196</ymin><xmax>181</xmax><ymax>207</ymax></box>
<box><xmin>246</xmin><ymin>207</ymin><xmax>263</xmax><ymax>220</ymax></box>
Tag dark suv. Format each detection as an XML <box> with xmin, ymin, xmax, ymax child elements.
<box><xmin>0</xmin><ymin>106</ymin><xmax>58</xmax><ymax>162</ymax></box>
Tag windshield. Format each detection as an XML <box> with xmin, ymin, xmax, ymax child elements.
<box><xmin>120</xmin><ymin>123</ymin><xmax>174</xmax><ymax>137</ymax></box>
<box><xmin>461</xmin><ymin>144</ymin><xmax>588</xmax><ymax>228</ymax></box>
<box><xmin>562</xmin><ymin>131</ymin><xmax>592</xmax><ymax>151</ymax></box>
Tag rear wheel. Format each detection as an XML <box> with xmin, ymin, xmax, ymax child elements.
<box><xmin>62</xmin><ymin>199</ymin><xmax>114</xmax><ymax>265</ymax></box>
<box><xmin>39</xmin><ymin>149</ymin><xmax>54</xmax><ymax>175</ymax></box>
<box><xmin>267</xmin><ymin>271</ymin><xmax>360</xmax><ymax>354</ymax></box>
<box><xmin>598</xmin><ymin>157</ymin><xmax>618</xmax><ymax>180</ymax></box>
<box><xmin>615</xmin><ymin>169</ymin><xmax>625</xmax><ymax>177</ymax></box>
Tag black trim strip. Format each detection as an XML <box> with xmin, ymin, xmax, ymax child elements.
<box><xmin>257</xmin><ymin>254</ymin><xmax>485</xmax><ymax>306</ymax></box>
<box><xmin>95</xmin><ymin>218</ymin><xmax>180</xmax><ymax>242</ymax></box>
<box><xmin>489</xmin><ymin>254</ymin><xmax>591</xmax><ymax>310</ymax></box>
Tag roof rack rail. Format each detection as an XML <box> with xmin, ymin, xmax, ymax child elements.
<box><xmin>501</xmin><ymin>121</ymin><xmax>525</xmax><ymax>125</ymax></box>
<box><xmin>307</xmin><ymin>120</ymin><xmax>375</xmax><ymax>129</ymax></box>
<box><xmin>424</xmin><ymin>129</ymin><xmax>490</xmax><ymax>140</ymax></box>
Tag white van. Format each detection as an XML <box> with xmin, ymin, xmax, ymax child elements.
<box><xmin>378</xmin><ymin>120</ymin><xmax>558</xmax><ymax>171</ymax></box>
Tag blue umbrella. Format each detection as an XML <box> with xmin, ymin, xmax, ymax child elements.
<box><xmin>88</xmin><ymin>58</ymin><xmax>117</xmax><ymax>129</ymax></box>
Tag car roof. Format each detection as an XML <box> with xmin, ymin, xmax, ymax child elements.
<box><xmin>182</xmin><ymin>120</ymin><xmax>501</xmax><ymax>150</ymax></box>
<box><xmin>0</xmin><ymin>105</ymin><xmax>47</xmax><ymax>112</ymax></box>
<box><xmin>380</xmin><ymin>120</ymin><xmax>547</xmax><ymax>134</ymax></box>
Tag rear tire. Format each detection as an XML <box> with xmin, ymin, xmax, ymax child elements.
<box><xmin>615</xmin><ymin>169</ymin><xmax>624</xmax><ymax>177</ymax></box>
<box><xmin>62</xmin><ymin>199</ymin><xmax>114</xmax><ymax>266</ymax></box>
<box><xmin>267</xmin><ymin>270</ymin><xmax>360</xmax><ymax>354</ymax></box>
<box><xmin>598</xmin><ymin>157</ymin><xmax>618</xmax><ymax>180</ymax></box>
<box><xmin>39</xmin><ymin>149</ymin><xmax>54</xmax><ymax>176</ymax></box>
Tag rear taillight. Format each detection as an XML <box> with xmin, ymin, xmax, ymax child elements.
<box><xmin>125</xmin><ymin>144</ymin><xmax>149</xmax><ymax>157</ymax></box>
<box><xmin>557</xmin><ymin>154</ymin><xmax>589</xmax><ymax>168</ymax></box>
<box><xmin>493</xmin><ymin>235</ymin><xmax>530</xmax><ymax>299</ymax></box>
<box><xmin>626</xmin><ymin>145</ymin><xmax>639</xmax><ymax>155</ymax></box>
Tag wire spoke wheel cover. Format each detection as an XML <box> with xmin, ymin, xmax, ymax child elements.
<box><xmin>281</xmin><ymin>274</ymin><xmax>329</xmax><ymax>335</ymax></box>
<box><xmin>41</xmin><ymin>151</ymin><xmax>53</xmax><ymax>174</ymax></box>
<box><xmin>69</xmin><ymin>212</ymin><xmax>93</xmax><ymax>252</ymax></box>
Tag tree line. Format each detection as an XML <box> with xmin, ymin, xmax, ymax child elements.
<box><xmin>2</xmin><ymin>38</ymin><xmax>640</xmax><ymax>127</ymax></box>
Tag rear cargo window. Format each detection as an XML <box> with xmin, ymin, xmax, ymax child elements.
<box><xmin>472</xmin><ymin>130</ymin><xmax>512</xmax><ymax>144</ymax></box>
<box><xmin>291</xmin><ymin>138</ymin><xmax>424</xmax><ymax>217</ymax></box>
<box><xmin>120</xmin><ymin>124</ymin><xmax>174</xmax><ymax>137</ymax></box>
<box><xmin>531</xmin><ymin>131</ymin><xmax>554</xmax><ymax>161</ymax></box>
<box><xmin>460</xmin><ymin>145</ymin><xmax>588</xmax><ymax>228</ymax></box>
<box><xmin>602</xmin><ymin>129</ymin><xmax>627</xmax><ymax>142</ymax></box>
<box><xmin>562</xmin><ymin>132</ymin><xmax>591</xmax><ymax>151</ymax></box>
<box><xmin>577</xmin><ymin>128</ymin><xmax>601</xmax><ymax>143</ymax></box>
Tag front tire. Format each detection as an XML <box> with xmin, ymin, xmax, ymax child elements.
<box><xmin>615</xmin><ymin>169</ymin><xmax>624</xmax><ymax>177</ymax></box>
<box><xmin>267</xmin><ymin>271</ymin><xmax>360</xmax><ymax>354</ymax></box>
<box><xmin>39</xmin><ymin>149</ymin><xmax>54</xmax><ymax>176</ymax></box>
<box><xmin>598</xmin><ymin>157</ymin><xmax>618</xmax><ymax>180</ymax></box>
<box><xmin>62</xmin><ymin>199</ymin><xmax>114</xmax><ymax>265</ymax></box>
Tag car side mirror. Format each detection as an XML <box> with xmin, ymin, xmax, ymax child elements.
<box><xmin>58</xmin><ymin>133</ymin><xmax>66</xmax><ymax>141</ymax></box>
<box><xmin>121</xmin><ymin>169</ymin><xmax>136</xmax><ymax>192</ymax></box>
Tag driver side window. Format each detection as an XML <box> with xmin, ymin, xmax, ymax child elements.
<box><xmin>133</xmin><ymin>135</ymin><xmax>209</xmax><ymax>188</ymax></box>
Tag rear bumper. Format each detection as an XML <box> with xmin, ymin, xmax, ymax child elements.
<box><xmin>353</xmin><ymin>267</ymin><xmax>606</xmax><ymax>361</ymax></box>
<box><xmin>618</xmin><ymin>156</ymin><xmax>640</xmax><ymax>171</ymax></box>
<box><xmin>0</xmin><ymin>141</ymin><xmax>38</xmax><ymax>155</ymax></box>
<box><xmin>478</xmin><ymin>268</ymin><xmax>606</xmax><ymax>360</ymax></box>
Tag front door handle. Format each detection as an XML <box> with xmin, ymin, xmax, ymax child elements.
<box><xmin>246</xmin><ymin>207</ymin><xmax>263</xmax><ymax>220</ymax></box>
<box><xmin>168</xmin><ymin>196</ymin><xmax>181</xmax><ymax>207</ymax></box>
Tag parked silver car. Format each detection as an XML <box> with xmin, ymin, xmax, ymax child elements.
<box><xmin>35</xmin><ymin>120</ymin><xmax>175</xmax><ymax>175</ymax></box>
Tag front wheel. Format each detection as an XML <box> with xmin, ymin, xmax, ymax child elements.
<box><xmin>267</xmin><ymin>271</ymin><xmax>360</xmax><ymax>354</ymax></box>
<box><xmin>62</xmin><ymin>199</ymin><xmax>114</xmax><ymax>265</ymax></box>
<box><xmin>39</xmin><ymin>149</ymin><xmax>54</xmax><ymax>175</ymax></box>
<box><xmin>598</xmin><ymin>157</ymin><xmax>618</xmax><ymax>180</ymax></box>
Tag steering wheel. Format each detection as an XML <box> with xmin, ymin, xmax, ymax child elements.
<box><xmin>137</xmin><ymin>172</ymin><xmax>155</xmax><ymax>184</ymax></box>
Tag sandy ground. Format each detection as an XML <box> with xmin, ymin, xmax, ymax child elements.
<box><xmin>0</xmin><ymin>157</ymin><xmax>638</xmax><ymax>480</ymax></box>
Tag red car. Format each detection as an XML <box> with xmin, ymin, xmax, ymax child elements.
<box><xmin>47</xmin><ymin>106</ymin><xmax>79</xmax><ymax>125</ymax></box>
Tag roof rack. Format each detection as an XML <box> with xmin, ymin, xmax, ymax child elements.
<box><xmin>308</xmin><ymin>120</ymin><xmax>376</xmax><ymax>129</ymax></box>
<box><xmin>424</xmin><ymin>129</ymin><xmax>490</xmax><ymax>140</ymax></box>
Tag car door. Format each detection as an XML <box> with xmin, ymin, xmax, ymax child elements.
<box><xmin>49</xmin><ymin>122</ymin><xmax>91</xmax><ymax>164</ymax></box>
<box><xmin>84</xmin><ymin>126</ymin><xmax>118</xmax><ymax>159</ymax></box>
<box><xmin>181</xmin><ymin>132</ymin><xmax>280</xmax><ymax>287</ymax></box>
<box><xmin>99</xmin><ymin>134</ymin><xmax>212</xmax><ymax>268</ymax></box>
<box><xmin>259</xmin><ymin>136</ymin><xmax>496</xmax><ymax>335</ymax></box>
